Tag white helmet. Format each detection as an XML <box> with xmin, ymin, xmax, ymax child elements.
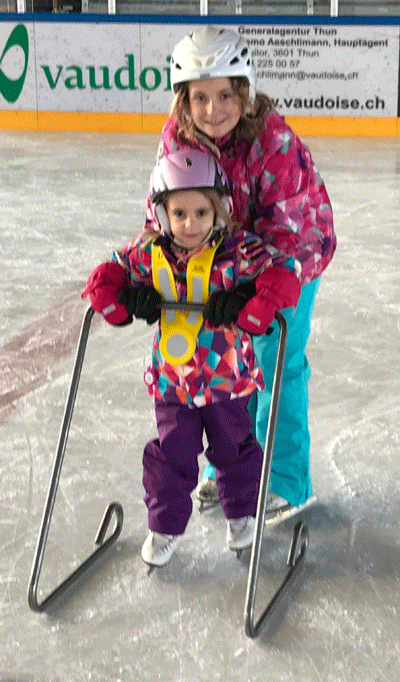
<box><xmin>171</xmin><ymin>25</ymin><xmax>256</xmax><ymax>101</ymax></box>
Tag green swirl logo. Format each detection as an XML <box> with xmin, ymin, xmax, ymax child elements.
<box><xmin>0</xmin><ymin>24</ymin><xmax>29</xmax><ymax>104</ymax></box>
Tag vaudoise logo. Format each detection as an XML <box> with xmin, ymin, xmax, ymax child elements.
<box><xmin>0</xmin><ymin>23</ymin><xmax>172</xmax><ymax>105</ymax></box>
<box><xmin>0</xmin><ymin>24</ymin><xmax>29</xmax><ymax>104</ymax></box>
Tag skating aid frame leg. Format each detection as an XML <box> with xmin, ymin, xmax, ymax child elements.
<box><xmin>244</xmin><ymin>312</ymin><xmax>309</xmax><ymax>638</ymax></box>
<box><xmin>28</xmin><ymin>307</ymin><xmax>123</xmax><ymax>612</ymax></box>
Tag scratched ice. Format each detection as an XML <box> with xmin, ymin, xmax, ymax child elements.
<box><xmin>0</xmin><ymin>131</ymin><xmax>399</xmax><ymax>682</ymax></box>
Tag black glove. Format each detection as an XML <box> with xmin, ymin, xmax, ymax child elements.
<box><xmin>118</xmin><ymin>285</ymin><xmax>162</xmax><ymax>325</ymax></box>
<box><xmin>203</xmin><ymin>281</ymin><xmax>257</xmax><ymax>328</ymax></box>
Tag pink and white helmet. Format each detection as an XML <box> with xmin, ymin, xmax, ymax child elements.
<box><xmin>150</xmin><ymin>149</ymin><xmax>232</xmax><ymax>235</ymax></box>
<box><xmin>171</xmin><ymin>25</ymin><xmax>256</xmax><ymax>101</ymax></box>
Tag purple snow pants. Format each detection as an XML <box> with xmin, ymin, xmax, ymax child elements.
<box><xmin>142</xmin><ymin>395</ymin><xmax>263</xmax><ymax>535</ymax></box>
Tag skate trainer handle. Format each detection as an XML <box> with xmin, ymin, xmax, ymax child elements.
<box><xmin>159</xmin><ymin>301</ymin><xmax>274</xmax><ymax>334</ymax></box>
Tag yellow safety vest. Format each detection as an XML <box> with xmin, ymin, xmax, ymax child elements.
<box><xmin>151</xmin><ymin>240</ymin><xmax>221</xmax><ymax>365</ymax></box>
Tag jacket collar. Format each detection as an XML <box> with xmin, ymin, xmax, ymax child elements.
<box><xmin>194</xmin><ymin>129</ymin><xmax>236</xmax><ymax>158</ymax></box>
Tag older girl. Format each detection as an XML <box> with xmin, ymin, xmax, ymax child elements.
<box><xmin>143</xmin><ymin>25</ymin><xmax>336</xmax><ymax>519</ymax></box>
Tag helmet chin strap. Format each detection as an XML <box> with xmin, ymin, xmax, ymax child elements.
<box><xmin>155</xmin><ymin>203</ymin><xmax>170</xmax><ymax>234</ymax></box>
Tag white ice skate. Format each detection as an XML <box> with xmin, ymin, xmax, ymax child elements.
<box><xmin>195</xmin><ymin>477</ymin><xmax>219</xmax><ymax>505</ymax></box>
<box><xmin>227</xmin><ymin>515</ymin><xmax>256</xmax><ymax>551</ymax></box>
<box><xmin>140</xmin><ymin>531</ymin><xmax>180</xmax><ymax>567</ymax></box>
<box><xmin>264</xmin><ymin>494</ymin><xmax>318</xmax><ymax>526</ymax></box>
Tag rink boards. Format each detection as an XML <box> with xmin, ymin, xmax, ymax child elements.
<box><xmin>1</xmin><ymin>13</ymin><xmax>400</xmax><ymax>136</ymax></box>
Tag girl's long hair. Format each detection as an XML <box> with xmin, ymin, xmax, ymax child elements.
<box><xmin>170</xmin><ymin>77</ymin><xmax>274</xmax><ymax>148</ymax></box>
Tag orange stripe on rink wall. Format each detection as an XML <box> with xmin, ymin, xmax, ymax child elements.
<box><xmin>37</xmin><ymin>110</ymin><xmax>144</xmax><ymax>133</ymax></box>
<box><xmin>0</xmin><ymin>110</ymin><xmax>38</xmax><ymax>131</ymax></box>
<box><xmin>0</xmin><ymin>110</ymin><xmax>166</xmax><ymax>133</ymax></box>
<box><xmin>286</xmin><ymin>116</ymin><xmax>400</xmax><ymax>137</ymax></box>
<box><xmin>0</xmin><ymin>110</ymin><xmax>144</xmax><ymax>133</ymax></box>
<box><xmin>1</xmin><ymin>110</ymin><xmax>400</xmax><ymax>136</ymax></box>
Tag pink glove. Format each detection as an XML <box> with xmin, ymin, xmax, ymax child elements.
<box><xmin>81</xmin><ymin>261</ymin><xmax>129</xmax><ymax>325</ymax></box>
<box><xmin>237</xmin><ymin>266</ymin><xmax>301</xmax><ymax>335</ymax></box>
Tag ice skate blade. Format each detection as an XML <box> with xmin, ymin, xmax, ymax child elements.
<box><xmin>141</xmin><ymin>556</ymin><xmax>171</xmax><ymax>573</ymax></box>
<box><xmin>234</xmin><ymin>545</ymin><xmax>252</xmax><ymax>559</ymax></box>
<box><xmin>264</xmin><ymin>495</ymin><xmax>317</xmax><ymax>527</ymax></box>
<box><xmin>143</xmin><ymin>561</ymin><xmax>168</xmax><ymax>575</ymax></box>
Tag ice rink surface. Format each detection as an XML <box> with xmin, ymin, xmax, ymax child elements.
<box><xmin>0</xmin><ymin>130</ymin><xmax>399</xmax><ymax>682</ymax></box>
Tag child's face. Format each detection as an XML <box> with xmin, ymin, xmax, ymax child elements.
<box><xmin>188</xmin><ymin>77</ymin><xmax>242</xmax><ymax>139</ymax></box>
<box><xmin>166</xmin><ymin>189</ymin><xmax>215</xmax><ymax>249</ymax></box>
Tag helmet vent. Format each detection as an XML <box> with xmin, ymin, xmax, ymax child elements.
<box><xmin>185</xmin><ymin>157</ymin><xmax>192</xmax><ymax>167</ymax></box>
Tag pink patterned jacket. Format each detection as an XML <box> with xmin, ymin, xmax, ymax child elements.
<box><xmin>114</xmin><ymin>230</ymin><xmax>283</xmax><ymax>407</ymax></box>
<box><xmin>145</xmin><ymin>111</ymin><xmax>336</xmax><ymax>285</ymax></box>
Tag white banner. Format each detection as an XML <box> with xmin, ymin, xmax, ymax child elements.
<box><xmin>0</xmin><ymin>20</ymin><xmax>399</xmax><ymax>117</ymax></box>
<box><xmin>35</xmin><ymin>22</ymin><xmax>142</xmax><ymax>113</ymax></box>
<box><xmin>241</xmin><ymin>24</ymin><xmax>399</xmax><ymax>117</ymax></box>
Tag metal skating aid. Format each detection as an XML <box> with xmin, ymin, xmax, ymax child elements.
<box><xmin>243</xmin><ymin>312</ymin><xmax>310</xmax><ymax>638</ymax></box>
<box><xmin>28</xmin><ymin>308</ymin><xmax>124</xmax><ymax>612</ymax></box>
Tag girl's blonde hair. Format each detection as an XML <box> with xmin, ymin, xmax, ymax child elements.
<box><xmin>143</xmin><ymin>187</ymin><xmax>235</xmax><ymax>244</ymax></box>
<box><xmin>170</xmin><ymin>77</ymin><xmax>274</xmax><ymax>148</ymax></box>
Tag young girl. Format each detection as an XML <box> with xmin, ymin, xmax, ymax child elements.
<box><xmin>144</xmin><ymin>25</ymin><xmax>337</xmax><ymax>518</ymax></box>
<box><xmin>82</xmin><ymin>149</ymin><xmax>300</xmax><ymax>566</ymax></box>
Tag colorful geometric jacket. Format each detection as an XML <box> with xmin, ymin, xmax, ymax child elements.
<box><xmin>145</xmin><ymin>110</ymin><xmax>336</xmax><ymax>285</ymax></box>
<box><xmin>114</xmin><ymin>230</ymin><xmax>282</xmax><ymax>407</ymax></box>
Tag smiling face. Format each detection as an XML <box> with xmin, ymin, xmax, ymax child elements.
<box><xmin>188</xmin><ymin>77</ymin><xmax>242</xmax><ymax>139</ymax></box>
<box><xmin>166</xmin><ymin>189</ymin><xmax>215</xmax><ymax>249</ymax></box>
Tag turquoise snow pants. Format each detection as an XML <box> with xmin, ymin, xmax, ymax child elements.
<box><xmin>203</xmin><ymin>277</ymin><xmax>320</xmax><ymax>508</ymax></box>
